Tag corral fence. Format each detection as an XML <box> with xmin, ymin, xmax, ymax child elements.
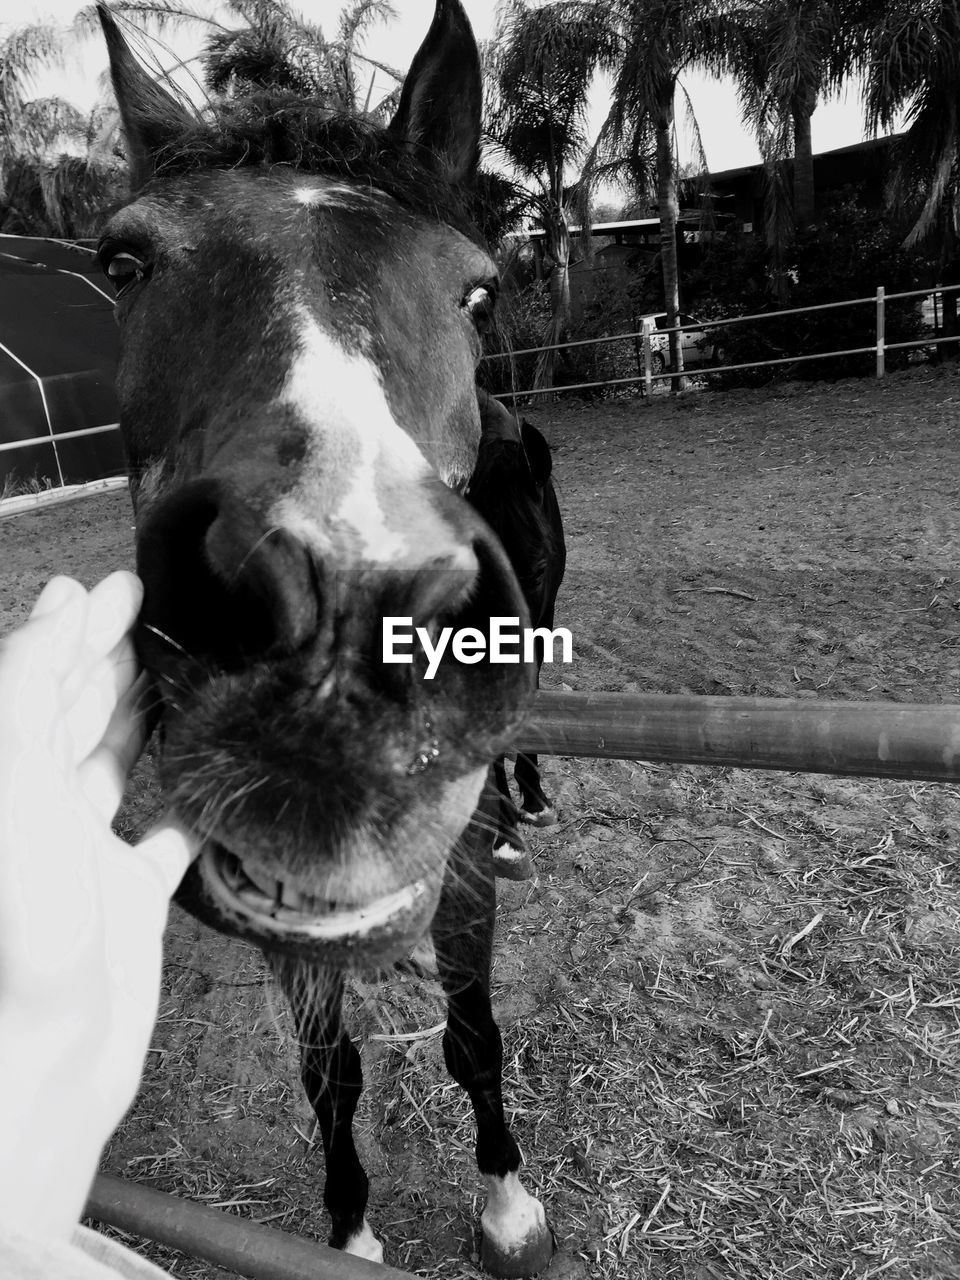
<box><xmin>2</xmin><ymin>275</ymin><xmax>958</xmax><ymax>510</ymax></box>
<box><xmin>483</xmin><ymin>281</ymin><xmax>960</xmax><ymax>403</ymax></box>
<box><xmin>3</xmin><ymin>276</ymin><xmax>960</xmax><ymax>512</ymax></box>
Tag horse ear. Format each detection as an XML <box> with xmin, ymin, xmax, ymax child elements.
<box><xmin>97</xmin><ymin>2</ymin><xmax>196</xmax><ymax>189</ymax></box>
<box><xmin>388</xmin><ymin>0</ymin><xmax>482</xmax><ymax>187</ymax></box>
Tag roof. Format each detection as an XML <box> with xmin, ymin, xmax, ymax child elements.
<box><xmin>702</xmin><ymin>133</ymin><xmax>899</xmax><ymax>189</ymax></box>
<box><xmin>520</xmin><ymin>211</ymin><xmax>706</xmax><ymax>241</ymax></box>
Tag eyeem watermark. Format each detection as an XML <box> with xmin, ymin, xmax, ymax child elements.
<box><xmin>383</xmin><ymin>616</ymin><xmax>573</xmax><ymax>681</ymax></box>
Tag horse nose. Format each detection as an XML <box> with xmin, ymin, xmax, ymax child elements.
<box><xmin>135</xmin><ymin>479</ymin><xmax>320</xmax><ymax>671</ymax></box>
<box><xmin>133</xmin><ymin>479</ymin><xmax>509</xmax><ymax>679</ymax></box>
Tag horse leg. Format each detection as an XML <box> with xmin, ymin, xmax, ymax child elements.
<box><xmin>269</xmin><ymin>957</ymin><xmax>381</xmax><ymax>1262</ymax></box>
<box><xmin>492</xmin><ymin>756</ymin><xmax>533</xmax><ymax>880</ymax></box>
<box><xmin>431</xmin><ymin>798</ymin><xmax>554</xmax><ymax>1277</ymax></box>
<box><xmin>515</xmin><ymin>619</ymin><xmax>557</xmax><ymax>828</ymax></box>
<box><xmin>514</xmin><ymin>751</ymin><xmax>556</xmax><ymax>827</ymax></box>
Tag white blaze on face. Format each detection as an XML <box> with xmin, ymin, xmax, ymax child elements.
<box><xmin>272</xmin><ymin>308</ymin><xmax>476</xmax><ymax>571</ymax></box>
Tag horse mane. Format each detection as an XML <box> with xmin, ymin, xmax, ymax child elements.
<box><xmin>144</xmin><ymin>89</ymin><xmax>483</xmax><ymax>244</ymax></box>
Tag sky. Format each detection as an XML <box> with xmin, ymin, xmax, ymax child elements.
<box><xmin>6</xmin><ymin>0</ymin><xmax>879</xmax><ymax>179</ymax></box>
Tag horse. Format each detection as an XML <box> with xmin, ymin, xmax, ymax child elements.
<box><xmin>96</xmin><ymin>1</ymin><xmax>556</xmax><ymax>1275</ymax></box>
<box><xmin>469</xmin><ymin>390</ymin><xmax>566</xmax><ymax>878</ymax></box>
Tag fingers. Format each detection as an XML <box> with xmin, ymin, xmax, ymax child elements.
<box><xmin>6</xmin><ymin>571</ymin><xmax>142</xmax><ymax>692</ymax></box>
<box><xmin>78</xmin><ymin>670</ymin><xmax>152</xmax><ymax>819</ymax></box>
<box><xmin>61</xmin><ymin>572</ymin><xmax>144</xmax><ymax>705</ymax></box>
<box><xmin>2</xmin><ymin>573</ymin><xmax>146</xmax><ymax>763</ymax></box>
<box><xmin>66</xmin><ymin>634</ymin><xmax>142</xmax><ymax>766</ymax></box>
<box><xmin>3</xmin><ymin>578</ymin><xmax>88</xmax><ymax>696</ymax></box>
<box><xmin>28</xmin><ymin>573</ymin><xmax>86</xmax><ymax>621</ymax></box>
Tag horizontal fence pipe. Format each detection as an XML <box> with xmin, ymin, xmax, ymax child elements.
<box><xmin>483</xmin><ymin>328</ymin><xmax>645</xmax><ymax>360</ymax></box>
<box><xmin>482</xmin><ymin>282</ymin><xmax>959</xmax><ymax>365</ymax></box>
<box><xmin>0</xmin><ymin>422</ymin><xmax>120</xmax><ymax>453</ymax></box>
<box><xmin>519</xmin><ymin>692</ymin><xmax>960</xmax><ymax>782</ymax></box>
<box><xmin>883</xmin><ymin>282</ymin><xmax>960</xmax><ymax>304</ymax></box>
<box><xmin>495</xmin><ymin>370</ymin><xmax>661</xmax><ymax>400</ymax></box>
<box><xmin>886</xmin><ymin>333</ymin><xmax>960</xmax><ymax>351</ymax></box>
<box><xmin>85</xmin><ymin>1175</ymin><xmax>415</xmax><ymax>1280</ymax></box>
<box><xmin>492</xmin><ymin>331</ymin><xmax>960</xmax><ymax>401</ymax></box>
<box><xmin>493</xmin><ymin>342</ymin><xmax>882</xmax><ymax>401</ymax></box>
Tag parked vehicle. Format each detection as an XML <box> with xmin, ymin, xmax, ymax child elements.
<box><xmin>640</xmin><ymin>312</ymin><xmax>723</xmax><ymax>373</ymax></box>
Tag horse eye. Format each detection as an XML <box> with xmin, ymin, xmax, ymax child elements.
<box><xmin>103</xmin><ymin>251</ymin><xmax>148</xmax><ymax>295</ymax></box>
<box><xmin>464</xmin><ymin>284</ymin><xmax>497</xmax><ymax>332</ymax></box>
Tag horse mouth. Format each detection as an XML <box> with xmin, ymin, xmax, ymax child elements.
<box><xmin>198</xmin><ymin>841</ymin><xmax>439</xmax><ymax>954</ymax></box>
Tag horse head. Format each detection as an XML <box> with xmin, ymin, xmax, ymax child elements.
<box><xmin>98</xmin><ymin>0</ymin><xmax>532</xmax><ymax>966</ymax></box>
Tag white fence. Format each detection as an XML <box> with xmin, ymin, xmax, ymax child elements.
<box><xmin>484</xmin><ymin>282</ymin><xmax>960</xmax><ymax>402</ymax></box>
<box><xmin>3</xmin><ymin>281</ymin><xmax>959</xmax><ymax>515</ymax></box>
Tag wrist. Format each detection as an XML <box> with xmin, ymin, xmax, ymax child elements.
<box><xmin>0</xmin><ymin>1004</ymin><xmax>115</xmax><ymax>1240</ymax></box>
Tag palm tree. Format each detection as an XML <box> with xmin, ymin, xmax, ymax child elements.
<box><xmin>486</xmin><ymin>0</ymin><xmax>617</xmax><ymax>389</ymax></box>
<box><xmin>583</xmin><ymin>0</ymin><xmax>743</xmax><ymax>381</ymax></box>
<box><xmin>80</xmin><ymin>0</ymin><xmax>402</xmax><ymax>116</ymax></box>
<box><xmin>863</xmin><ymin>1</ymin><xmax>960</xmax><ymax>248</ymax></box>
<box><xmin>862</xmin><ymin>0</ymin><xmax>960</xmax><ymax>338</ymax></box>
<box><xmin>2</xmin><ymin>0</ymin><xmax>404</xmax><ymax>235</ymax></box>
<box><xmin>1</xmin><ymin>23</ymin><xmax>64</xmax><ymax>185</ymax></box>
<box><xmin>203</xmin><ymin>0</ymin><xmax>400</xmax><ymax>114</ymax></box>
<box><xmin>735</xmin><ymin>1</ymin><xmax>874</xmax><ymax>234</ymax></box>
<box><xmin>0</xmin><ymin>23</ymin><xmax>126</xmax><ymax>236</ymax></box>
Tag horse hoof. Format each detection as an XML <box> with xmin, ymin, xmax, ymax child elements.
<box><xmin>480</xmin><ymin>1174</ymin><xmax>555</xmax><ymax>1277</ymax></box>
<box><xmin>480</xmin><ymin>1223</ymin><xmax>555</xmax><ymax>1278</ymax></box>
<box><xmin>493</xmin><ymin>842</ymin><xmax>533</xmax><ymax>880</ymax></box>
<box><xmin>342</xmin><ymin>1220</ymin><xmax>383</xmax><ymax>1263</ymax></box>
<box><xmin>519</xmin><ymin>806</ymin><xmax>556</xmax><ymax>828</ymax></box>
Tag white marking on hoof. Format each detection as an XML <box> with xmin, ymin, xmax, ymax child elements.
<box><xmin>344</xmin><ymin>1219</ymin><xmax>383</xmax><ymax>1263</ymax></box>
<box><xmin>493</xmin><ymin>844</ymin><xmax>533</xmax><ymax>882</ymax></box>
<box><xmin>519</xmin><ymin>806</ymin><xmax>556</xmax><ymax>828</ymax></box>
<box><xmin>480</xmin><ymin>1172</ymin><xmax>554</xmax><ymax>1277</ymax></box>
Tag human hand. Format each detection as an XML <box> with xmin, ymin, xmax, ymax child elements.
<box><xmin>0</xmin><ymin>572</ymin><xmax>197</xmax><ymax>1239</ymax></box>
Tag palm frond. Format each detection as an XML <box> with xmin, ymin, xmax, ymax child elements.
<box><xmin>73</xmin><ymin>1</ymin><xmax>225</xmax><ymax>39</ymax></box>
<box><xmin>0</xmin><ymin>23</ymin><xmax>64</xmax><ymax>125</ymax></box>
<box><xmin>20</xmin><ymin>97</ymin><xmax>90</xmax><ymax>154</ymax></box>
<box><xmin>863</xmin><ymin>0</ymin><xmax>960</xmax><ymax>250</ymax></box>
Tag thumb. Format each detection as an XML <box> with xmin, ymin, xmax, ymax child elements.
<box><xmin>133</xmin><ymin>820</ymin><xmax>201</xmax><ymax>899</ymax></box>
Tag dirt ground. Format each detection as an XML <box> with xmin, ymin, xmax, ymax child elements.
<box><xmin>2</xmin><ymin>364</ymin><xmax>960</xmax><ymax>1279</ymax></box>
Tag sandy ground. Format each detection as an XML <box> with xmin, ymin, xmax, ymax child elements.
<box><xmin>2</xmin><ymin>365</ymin><xmax>959</xmax><ymax>1279</ymax></box>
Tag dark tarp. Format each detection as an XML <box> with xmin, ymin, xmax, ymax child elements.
<box><xmin>0</xmin><ymin>235</ymin><xmax>124</xmax><ymax>492</ymax></box>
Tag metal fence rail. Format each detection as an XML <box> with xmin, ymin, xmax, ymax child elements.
<box><xmin>485</xmin><ymin>282</ymin><xmax>960</xmax><ymax>402</ymax></box>
<box><xmin>4</xmin><ymin>281</ymin><xmax>960</xmax><ymax>509</ymax></box>
<box><xmin>86</xmin><ymin>1174</ymin><xmax>415</xmax><ymax>1280</ymax></box>
<box><xmin>520</xmin><ymin>691</ymin><xmax>960</xmax><ymax>783</ymax></box>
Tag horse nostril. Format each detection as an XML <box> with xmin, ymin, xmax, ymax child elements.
<box><xmin>398</xmin><ymin>554</ymin><xmax>479</xmax><ymax>630</ymax></box>
<box><xmin>205</xmin><ymin>507</ymin><xmax>319</xmax><ymax>653</ymax></box>
<box><xmin>136</xmin><ymin>480</ymin><xmax>319</xmax><ymax>672</ymax></box>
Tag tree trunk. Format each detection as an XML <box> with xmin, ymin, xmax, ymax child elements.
<box><xmin>939</xmin><ymin>258</ymin><xmax>960</xmax><ymax>362</ymax></box>
<box><xmin>792</xmin><ymin>86</ymin><xmax>817</xmax><ymax>229</ymax></box>
<box><xmin>534</xmin><ymin>205</ymin><xmax>571</xmax><ymax>391</ymax></box>
<box><xmin>656</xmin><ymin>83</ymin><xmax>683</xmax><ymax>392</ymax></box>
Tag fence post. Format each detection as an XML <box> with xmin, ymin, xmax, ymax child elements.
<box><xmin>876</xmin><ymin>286</ymin><xmax>885</xmax><ymax>378</ymax></box>
<box><xmin>642</xmin><ymin>324</ymin><xmax>652</xmax><ymax>398</ymax></box>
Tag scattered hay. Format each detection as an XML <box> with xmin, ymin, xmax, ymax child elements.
<box><xmin>13</xmin><ymin>366</ymin><xmax>948</xmax><ymax>1277</ymax></box>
